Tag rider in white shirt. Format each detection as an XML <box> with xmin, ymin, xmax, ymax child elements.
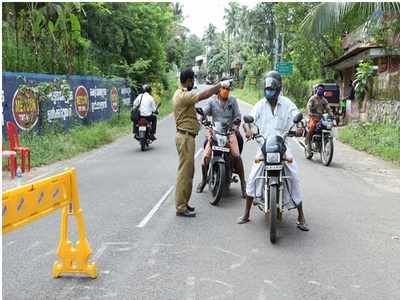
<box><xmin>133</xmin><ymin>84</ymin><xmax>158</xmax><ymax>140</ymax></box>
<box><xmin>238</xmin><ymin>71</ymin><xmax>309</xmax><ymax>231</ymax></box>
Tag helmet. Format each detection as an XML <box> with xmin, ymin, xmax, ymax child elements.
<box><xmin>142</xmin><ymin>84</ymin><xmax>152</xmax><ymax>93</ymax></box>
<box><xmin>264</xmin><ymin>71</ymin><xmax>282</xmax><ymax>91</ymax></box>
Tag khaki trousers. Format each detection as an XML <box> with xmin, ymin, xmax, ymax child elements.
<box><xmin>175</xmin><ymin>132</ymin><xmax>195</xmax><ymax>213</ymax></box>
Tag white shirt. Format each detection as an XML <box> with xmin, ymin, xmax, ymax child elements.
<box><xmin>133</xmin><ymin>92</ymin><xmax>157</xmax><ymax>117</ymax></box>
<box><xmin>250</xmin><ymin>95</ymin><xmax>299</xmax><ymax>139</ymax></box>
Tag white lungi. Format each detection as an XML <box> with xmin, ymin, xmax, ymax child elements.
<box><xmin>246</xmin><ymin>146</ymin><xmax>302</xmax><ymax>209</ymax></box>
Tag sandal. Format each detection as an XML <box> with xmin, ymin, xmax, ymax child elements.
<box><xmin>237</xmin><ymin>216</ymin><xmax>250</xmax><ymax>224</ymax></box>
<box><xmin>296</xmin><ymin>221</ymin><xmax>309</xmax><ymax>231</ymax></box>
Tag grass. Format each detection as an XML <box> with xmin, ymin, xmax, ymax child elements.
<box><xmin>3</xmin><ymin>75</ymin><xmax>177</xmax><ymax>169</ymax></box>
<box><xmin>338</xmin><ymin>122</ymin><xmax>400</xmax><ymax>164</ymax></box>
<box><xmin>17</xmin><ymin>110</ymin><xmax>132</xmax><ymax>167</ymax></box>
<box><xmin>232</xmin><ymin>87</ymin><xmax>261</xmax><ymax>106</ymax></box>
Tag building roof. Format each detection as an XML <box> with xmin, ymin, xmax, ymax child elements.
<box><xmin>325</xmin><ymin>46</ymin><xmax>400</xmax><ymax>70</ymax></box>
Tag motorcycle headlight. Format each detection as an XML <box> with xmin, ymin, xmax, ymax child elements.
<box><xmin>266</xmin><ymin>153</ymin><xmax>280</xmax><ymax>163</ymax></box>
<box><xmin>326</xmin><ymin>122</ymin><xmax>332</xmax><ymax>130</ymax></box>
<box><xmin>216</xmin><ymin>134</ymin><xmax>228</xmax><ymax>146</ymax></box>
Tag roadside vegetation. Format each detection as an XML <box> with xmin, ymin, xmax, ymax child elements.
<box><xmin>338</xmin><ymin>122</ymin><xmax>400</xmax><ymax>164</ymax></box>
<box><xmin>2</xmin><ymin>2</ymin><xmax>186</xmax><ymax>169</ymax></box>
<box><xmin>12</xmin><ymin>72</ymin><xmax>178</xmax><ymax>168</ymax></box>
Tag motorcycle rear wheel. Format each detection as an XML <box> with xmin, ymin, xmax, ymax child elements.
<box><xmin>140</xmin><ymin>139</ymin><xmax>146</xmax><ymax>151</ymax></box>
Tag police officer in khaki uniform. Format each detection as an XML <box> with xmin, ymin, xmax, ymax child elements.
<box><xmin>173</xmin><ymin>69</ymin><xmax>224</xmax><ymax>217</ymax></box>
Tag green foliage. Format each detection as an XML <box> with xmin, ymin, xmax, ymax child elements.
<box><xmin>181</xmin><ymin>34</ymin><xmax>203</xmax><ymax>69</ymax></box>
<box><xmin>338</xmin><ymin>122</ymin><xmax>400</xmax><ymax>164</ymax></box>
<box><xmin>2</xmin><ymin>2</ymin><xmax>182</xmax><ymax>89</ymax></box>
<box><xmin>354</xmin><ymin>60</ymin><xmax>376</xmax><ymax>108</ymax></box>
<box><xmin>301</xmin><ymin>2</ymin><xmax>400</xmax><ymax>37</ymax></box>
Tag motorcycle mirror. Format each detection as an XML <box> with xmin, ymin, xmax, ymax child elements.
<box><xmin>196</xmin><ymin>107</ymin><xmax>204</xmax><ymax>116</ymax></box>
<box><xmin>293</xmin><ymin>112</ymin><xmax>303</xmax><ymax>124</ymax></box>
<box><xmin>243</xmin><ymin>115</ymin><xmax>254</xmax><ymax>123</ymax></box>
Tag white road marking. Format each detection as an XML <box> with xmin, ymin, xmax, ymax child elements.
<box><xmin>92</xmin><ymin>242</ymin><xmax>131</xmax><ymax>261</ymax></box>
<box><xmin>293</xmin><ymin>138</ymin><xmax>304</xmax><ymax>151</ymax></box>
<box><xmin>308</xmin><ymin>280</ymin><xmax>321</xmax><ymax>286</ymax></box>
<box><xmin>32</xmin><ymin>250</ymin><xmax>53</xmax><ymax>262</ymax></box>
<box><xmin>136</xmin><ymin>185</ymin><xmax>175</xmax><ymax>228</ymax></box>
<box><xmin>264</xmin><ymin>279</ymin><xmax>280</xmax><ymax>290</ymax></box>
<box><xmin>146</xmin><ymin>273</ymin><xmax>161</xmax><ymax>280</ymax></box>
<box><xmin>137</xmin><ymin>147</ymin><xmax>202</xmax><ymax>228</ymax></box>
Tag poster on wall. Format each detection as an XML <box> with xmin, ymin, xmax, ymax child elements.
<box><xmin>2</xmin><ymin>72</ymin><xmax>127</xmax><ymax>136</ymax></box>
<box><xmin>110</xmin><ymin>86</ymin><xmax>119</xmax><ymax>113</ymax></box>
<box><xmin>75</xmin><ymin>85</ymin><xmax>89</xmax><ymax>119</ymax></box>
<box><xmin>12</xmin><ymin>88</ymin><xmax>40</xmax><ymax>130</ymax></box>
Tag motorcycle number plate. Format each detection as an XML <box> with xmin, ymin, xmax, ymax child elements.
<box><xmin>139</xmin><ymin>126</ymin><xmax>146</xmax><ymax>131</ymax></box>
<box><xmin>265</xmin><ymin>165</ymin><xmax>283</xmax><ymax>170</ymax></box>
<box><xmin>212</xmin><ymin>146</ymin><xmax>230</xmax><ymax>152</ymax></box>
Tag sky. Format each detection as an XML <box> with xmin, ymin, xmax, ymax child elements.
<box><xmin>181</xmin><ymin>0</ymin><xmax>259</xmax><ymax>38</ymax></box>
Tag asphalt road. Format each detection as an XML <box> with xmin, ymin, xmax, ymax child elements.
<box><xmin>3</xmin><ymin>88</ymin><xmax>400</xmax><ymax>300</ymax></box>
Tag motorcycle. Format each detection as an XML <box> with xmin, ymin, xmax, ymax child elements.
<box><xmin>196</xmin><ymin>107</ymin><xmax>241</xmax><ymax>206</ymax></box>
<box><xmin>243</xmin><ymin>112</ymin><xmax>303</xmax><ymax>243</ymax></box>
<box><xmin>301</xmin><ymin>113</ymin><xmax>335</xmax><ymax>166</ymax></box>
<box><xmin>134</xmin><ymin>103</ymin><xmax>161</xmax><ymax>151</ymax></box>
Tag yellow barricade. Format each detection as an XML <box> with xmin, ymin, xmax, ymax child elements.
<box><xmin>2</xmin><ymin>168</ymin><xmax>97</xmax><ymax>278</ymax></box>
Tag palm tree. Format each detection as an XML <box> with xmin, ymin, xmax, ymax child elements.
<box><xmin>301</xmin><ymin>2</ymin><xmax>400</xmax><ymax>37</ymax></box>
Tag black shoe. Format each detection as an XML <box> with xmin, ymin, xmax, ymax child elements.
<box><xmin>186</xmin><ymin>204</ymin><xmax>195</xmax><ymax>212</ymax></box>
<box><xmin>150</xmin><ymin>135</ymin><xmax>157</xmax><ymax>141</ymax></box>
<box><xmin>176</xmin><ymin>209</ymin><xmax>196</xmax><ymax>217</ymax></box>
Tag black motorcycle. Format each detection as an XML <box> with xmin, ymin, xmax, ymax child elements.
<box><xmin>302</xmin><ymin>113</ymin><xmax>335</xmax><ymax>166</ymax></box>
<box><xmin>243</xmin><ymin>112</ymin><xmax>303</xmax><ymax>243</ymax></box>
<box><xmin>134</xmin><ymin>103</ymin><xmax>161</xmax><ymax>151</ymax></box>
<box><xmin>196</xmin><ymin>107</ymin><xmax>241</xmax><ymax>206</ymax></box>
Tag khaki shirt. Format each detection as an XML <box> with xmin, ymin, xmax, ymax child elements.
<box><xmin>172</xmin><ymin>88</ymin><xmax>199</xmax><ymax>135</ymax></box>
<box><xmin>307</xmin><ymin>95</ymin><xmax>332</xmax><ymax>117</ymax></box>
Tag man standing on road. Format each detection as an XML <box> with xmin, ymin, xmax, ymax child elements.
<box><xmin>173</xmin><ymin>68</ymin><xmax>224</xmax><ymax>217</ymax></box>
<box><xmin>305</xmin><ymin>84</ymin><xmax>333</xmax><ymax>154</ymax></box>
<box><xmin>237</xmin><ymin>71</ymin><xmax>309</xmax><ymax>231</ymax></box>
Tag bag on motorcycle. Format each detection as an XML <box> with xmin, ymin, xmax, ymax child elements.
<box><xmin>131</xmin><ymin>94</ymin><xmax>144</xmax><ymax>122</ymax></box>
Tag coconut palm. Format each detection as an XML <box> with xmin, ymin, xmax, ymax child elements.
<box><xmin>301</xmin><ymin>2</ymin><xmax>400</xmax><ymax>36</ymax></box>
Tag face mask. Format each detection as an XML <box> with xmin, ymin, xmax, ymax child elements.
<box><xmin>317</xmin><ymin>89</ymin><xmax>324</xmax><ymax>97</ymax></box>
<box><xmin>219</xmin><ymin>88</ymin><xmax>230</xmax><ymax>99</ymax></box>
<box><xmin>264</xmin><ymin>89</ymin><xmax>276</xmax><ymax>101</ymax></box>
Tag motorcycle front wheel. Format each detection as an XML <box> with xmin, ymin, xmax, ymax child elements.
<box><xmin>208</xmin><ymin>162</ymin><xmax>225</xmax><ymax>206</ymax></box>
<box><xmin>321</xmin><ymin>137</ymin><xmax>334</xmax><ymax>166</ymax></box>
<box><xmin>267</xmin><ymin>184</ymin><xmax>278</xmax><ymax>244</ymax></box>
